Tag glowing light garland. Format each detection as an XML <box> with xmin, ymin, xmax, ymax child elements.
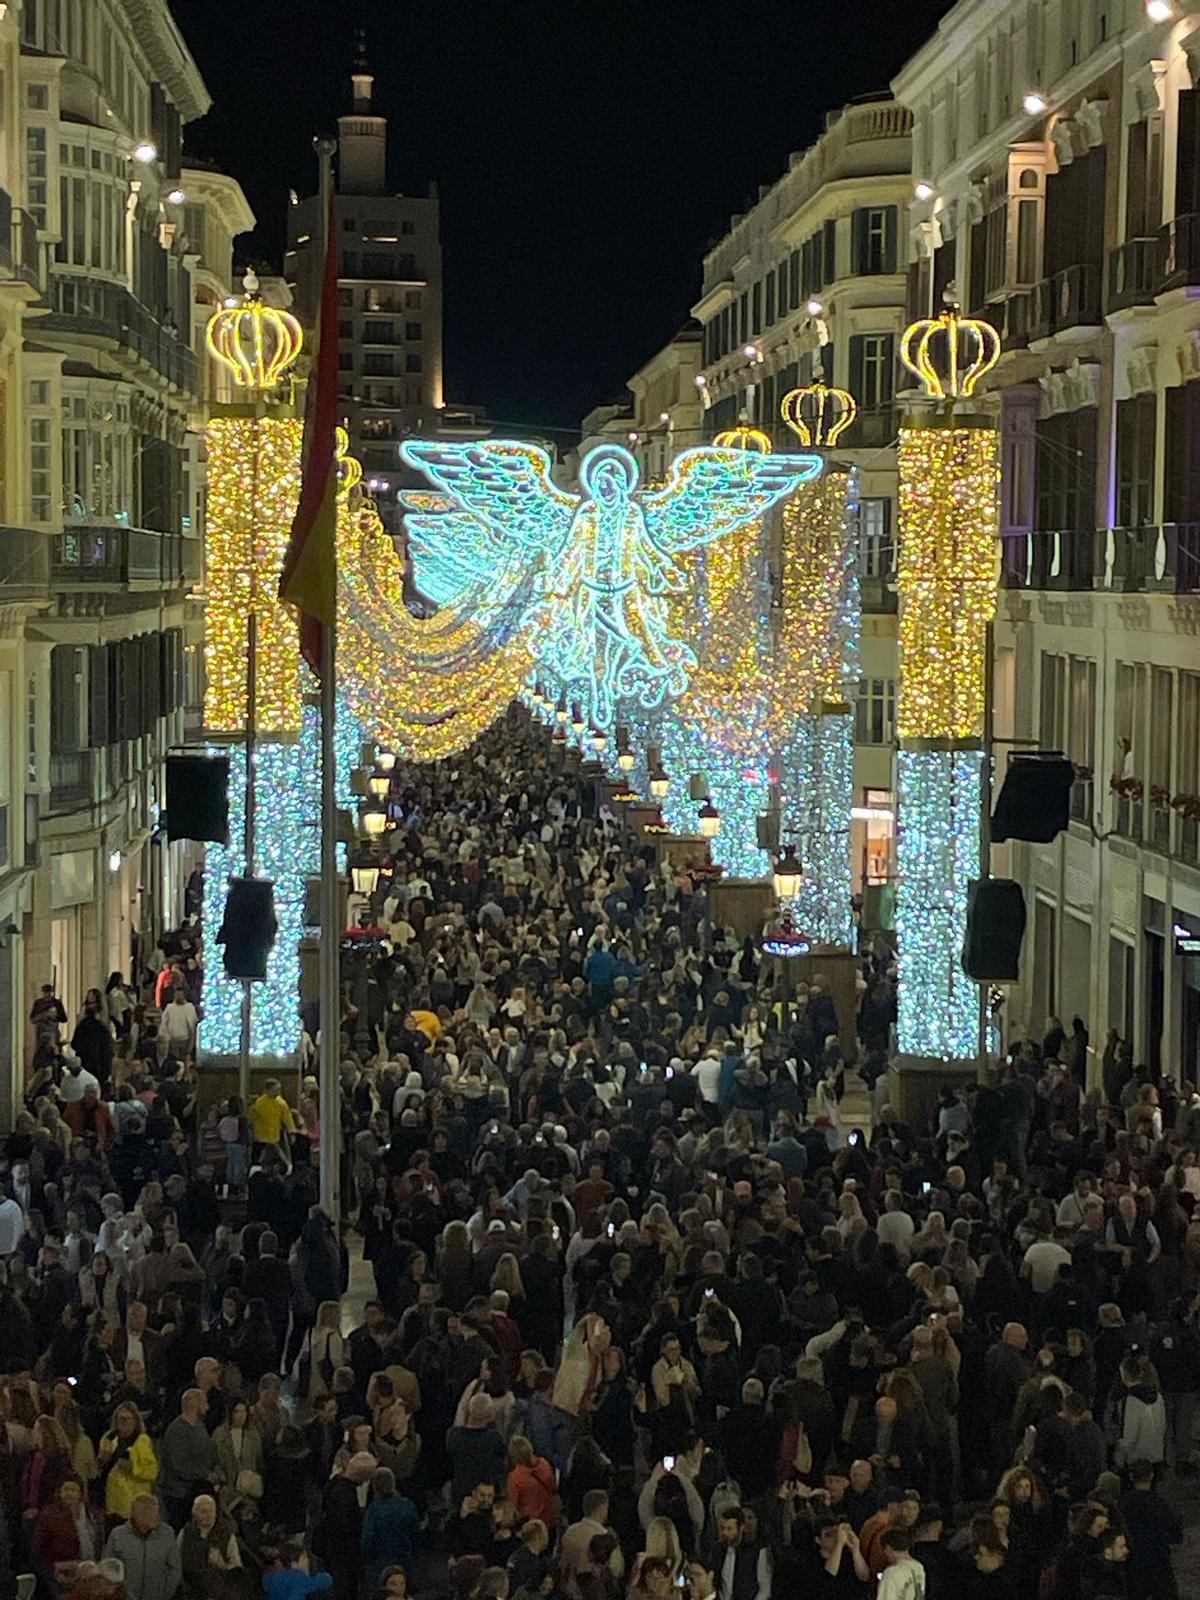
<box><xmin>400</xmin><ymin>441</ymin><xmax>820</xmax><ymax>729</ymax></box>
<box><xmin>203</xmin><ymin>415</ymin><xmax>304</xmax><ymax>735</ymax></box>
<box><xmin>199</xmin><ymin>739</ymin><xmax>314</xmax><ymax>1057</ymax></box>
<box><xmin>894</xmin><ymin>748</ymin><xmax>983</xmax><ymax>1060</ymax></box>
<box><xmin>894</xmin><ymin>306</ymin><xmax>1001</xmax><ymax>1058</ymax></box>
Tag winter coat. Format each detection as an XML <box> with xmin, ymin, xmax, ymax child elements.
<box><xmin>1116</xmin><ymin>1384</ymin><xmax>1167</xmax><ymax>1465</ymax></box>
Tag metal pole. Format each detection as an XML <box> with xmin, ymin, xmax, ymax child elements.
<box><xmin>316</xmin><ymin>135</ymin><xmax>341</xmax><ymax>1223</ymax></box>
<box><xmin>240</xmin><ymin>403</ymin><xmax>262</xmax><ymax>1106</ymax></box>
<box><xmin>977</xmin><ymin>618</ymin><xmax>995</xmax><ymax>1076</ymax></box>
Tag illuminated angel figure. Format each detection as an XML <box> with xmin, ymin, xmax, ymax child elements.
<box><xmin>400</xmin><ymin>440</ymin><xmax>822</xmax><ymax>726</ymax></box>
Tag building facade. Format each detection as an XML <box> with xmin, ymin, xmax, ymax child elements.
<box><xmin>287</xmin><ymin>72</ymin><xmax>484</xmax><ymax>523</ymax></box>
<box><xmin>0</xmin><ymin>0</ymin><xmax>246</xmax><ymax>1111</ymax></box>
<box><xmin>689</xmin><ymin>96</ymin><xmax>911</xmax><ymax>898</ymax></box>
<box><xmin>894</xmin><ymin>0</ymin><xmax>1200</xmax><ymax>1081</ymax></box>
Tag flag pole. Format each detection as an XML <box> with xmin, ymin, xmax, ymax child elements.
<box><xmin>315</xmin><ymin>134</ymin><xmax>341</xmax><ymax>1223</ymax></box>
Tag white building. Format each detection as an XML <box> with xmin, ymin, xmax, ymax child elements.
<box><xmin>893</xmin><ymin>0</ymin><xmax>1200</xmax><ymax>1080</ymax></box>
<box><xmin>0</xmin><ymin>0</ymin><xmax>248</xmax><ymax>1115</ymax></box>
<box><xmin>689</xmin><ymin>96</ymin><xmax>912</xmax><ymax>900</ymax></box>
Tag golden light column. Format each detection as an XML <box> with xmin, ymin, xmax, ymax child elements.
<box><xmin>894</xmin><ymin>303</ymin><xmax>1002</xmax><ymax>1061</ymax></box>
<box><xmin>774</xmin><ymin>376</ymin><xmax>860</xmax><ymax>946</ymax></box>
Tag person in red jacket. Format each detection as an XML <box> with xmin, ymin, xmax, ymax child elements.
<box><xmin>32</xmin><ymin>1477</ymin><xmax>99</xmax><ymax>1585</ymax></box>
<box><xmin>64</xmin><ymin>1087</ymin><xmax>115</xmax><ymax>1149</ymax></box>
<box><xmin>507</xmin><ymin>1434</ymin><xmax>558</xmax><ymax>1527</ymax></box>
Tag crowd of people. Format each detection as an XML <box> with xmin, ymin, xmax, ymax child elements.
<box><xmin>6</xmin><ymin>704</ymin><xmax>1200</xmax><ymax>1600</ymax></box>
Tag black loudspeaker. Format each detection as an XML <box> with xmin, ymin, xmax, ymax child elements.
<box><xmin>165</xmin><ymin>754</ymin><xmax>230</xmax><ymax>844</ymax></box>
<box><xmin>217</xmin><ymin>877</ymin><xmax>277</xmax><ymax>981</ymax></box>
<box><xmin>990</xmin><ymin>754</ymin><xmax>1076</xmax><ymax>844</ymax></box>
<box><xmin>963</xmin><ymin>878</ymin><xmax>1026</xmax><ymax>980</ymax></box>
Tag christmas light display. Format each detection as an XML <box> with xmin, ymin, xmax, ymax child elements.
<box><xmin>895</xmin><ymin>307</ymin><xmax>1002</xmax><ymax>1059</ymax></box>
<box><xmin>198</xmin><ymin>740</ymin><xmax>315</xmax><ymax>1056</ymax></box>
<box><xmin>205</xmin><ymin>272</ymin><xmax>303</xmax><ymax>391</ymax></box>
<box><xmin>894</xmin><ymin>748</ymin><xmax>983</xmax><ymax>1060</ymax></box>
<box><xmin>203</xmin><ymin>415</ymin><xmax>304</xmax><ymax>734</ymax></box>
<box><xmin>400</xmin><ymin>441</ymin><xmax>821</xmax><ymax>727</ymax></box>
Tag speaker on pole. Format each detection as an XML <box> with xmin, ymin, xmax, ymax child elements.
<box><xmin>990</xmin><ymin>753</ymin><xmax>1076</xmax><ymax>844</ymax></box>
<box><xmin>165</xmin><ymin>754</ymin><xmax>230</xmax><ymax>844</ymax></box>
<box><xmin>217</xmin><ymin>877</ymin><xmax>277</xmax><ymax>980</ymax></box>
<box><xmin>962</xmin><ymin>878</ymin><xmax>1026</xmax><ymax>981</ymax></box>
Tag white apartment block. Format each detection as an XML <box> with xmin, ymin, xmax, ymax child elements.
<box><xmin>894</xmin><ymin>0</ymin><xmax>1200</xmax><ymax>1081</ymax></box>
<box><xmin>0</xmin><ymin>0</ymin><xmax>247</xmax><ymax>1112</ymax></box>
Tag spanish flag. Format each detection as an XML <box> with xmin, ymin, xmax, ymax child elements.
<box><xmin>280</xmin><ymin>198</ymin><xmax>339</xmax><ymax>677</ymax></box>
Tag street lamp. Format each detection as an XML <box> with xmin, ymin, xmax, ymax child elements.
<box><xmin>617</xmin><ymin>745</ymin><xmax>635</xmax><ymax>773</ymax></box>
<box><xmin>570</xmin><ymin>703</ymin><xmax>586</xmax><ymax>737</ymax></box>
<box><xmin>772</xmin><ymin>843</ymin><xmax>804</xmax><ymax>900</ymax></box>
<box><xmin>590</xmin><ymin>727</ymin><xmax>608</xmax><ymax>755</ymax></box>
<box><xmin>698</xmin><ymin>798</ymin><xmax>721</xmax><ymax>838</ymax></box>
<box><xmin>555</xmin><ymin>697</ymin><xmax>569</xmax><ymax>725</ymax></box>
<box><xmin>649</xmin><ymin>763</ymin><xmax>669</xmax><ymax>800</ymax></box>
<box><xmin>361</xmin><ymin>801</ymin><xmax>388</xmax><ymax>838</ymax></box>
<box><xmin>349</xmin><ymin>850</ymin><xmax>382</xmax><ymax>896</ymax></box>
<box><xmin>760</xmin><ymin>912</ymin><xmax>811</xmax><ymax>1027</ymax></box>
<box><xmin>376</xmin><ymin>749</ymin><xmax>396</xmax><ymax>773</ymax></box>
<box><xmin>367</xmin><ymin>771</ymin><xmax>390</xmax><ymax>801</ymax></box>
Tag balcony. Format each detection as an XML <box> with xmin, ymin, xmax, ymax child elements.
<box><xmin>0</xmin><ymin>190</ymin><xmax>42</xmax><ymax>290</ymax></box>
<box><xmin>970</xmin><ymin>290</ymin><xmax>1034</xmax><ymax>353</ymax></box>
<box><xmin>1158</xmin><ymin>213</ymin><xmax>1200</xmax><ymax>293</ymax></box>
<box><xmin>0</xmin><ymin>525</ymin><xmax>50</xmax><ymax>601</ymax></box>
<box><xmin>845</xmin><ymin>407</ymin><xmax>896</xmax><ymax>449</ymax></box>
<box><xmin>40</xmin><ymin>275</ymin><xmax>200</xmax><ymax>398</ymax></box>
<box><xmin>48</xmin><ymin>749</ymin><xmax>95</xmax><ymax>813</ymax></box>
<box><xmin>1107</xmin><ymin>238</ymin><xmax>1159</xmax><ymax>313</ymax></box>
<box><xmin>1029</xmin><ymin>264</ymin><xmax>1102</xmax><ymax>342</ymax></box>
<box><xmin>53</xmin><ymin>524</ymin><xmax>198</xmax><ymax>591</ymax></box>
<box><xmin>1000</xmin><ymin>529</ymin><xmax>1094</xmax><ymax>590</ymax></box>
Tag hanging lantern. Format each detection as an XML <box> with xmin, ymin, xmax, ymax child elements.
<box><xmin>376</xmin><ymin>749</ymin><xmax>396</xmax><ymax>773</ymax></box>
<box><xmin>361</xmin><ymin>802</ymin><xmax>388</xmax><ymax>838</ymax></box>
<box><xmin>649</xmin><ymin>763</ymin><xmax>669</xmax><ymax>800</ymax></box>
<box><xmin>698</xmin><ymin>797</ymin><xmax>721</xmax><ymax>838</ymax></box>
<box><xmin>349</xmin><ymin>851</ymin><xmax>382</xmax><ymax>896</ymax></box>
<box><xmin>772</xmin><ymin>843</ymin><xmax>804</xmax><ymax>900</ymax></box>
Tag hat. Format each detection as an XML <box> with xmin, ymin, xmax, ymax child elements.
<box><xmin>467</xmin><ymin>1393</ymin><xmax>495</xmax><ymax>1425</ymax></box>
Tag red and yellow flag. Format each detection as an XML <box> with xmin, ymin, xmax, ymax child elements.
<box><xmin>279</xmin><ymin>198</ymin><xmax>340</xmax><ymax>677</ymax></box>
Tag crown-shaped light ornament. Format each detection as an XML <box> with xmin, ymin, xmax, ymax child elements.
<box><xmin>206</xmin><ymin>269</ymin><xmax>303</xmax><ymax>391</ymax></box>
<box><xmin>899</xmin><ymin>285</ymin><xmax>1001</xmax><ymax>402</ymax></box>
<box><xmin>336</xmin><ymin>426</ymin><xmax>364</xmax><ymax>494</ymax></box>
<box><xmin>779</xmin><ymin>366</ymin><xmax>858</xmax><ymax>448</ymax></box>
<box><xmin>714</xmin><ymin>408</ymin><xmax>773</xmax><ymax>453</ymax></box>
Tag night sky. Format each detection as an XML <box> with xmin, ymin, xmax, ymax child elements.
<box><xmin>172</xmin><ymin>0</ymin><xmax>951</xmax><ymax>436</ymax></box>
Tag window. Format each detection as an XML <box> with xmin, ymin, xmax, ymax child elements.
<box><xmin>850</xmin><ymin>206</ymin><xmax>898</xmax><ymax>274</ymax></box>
<box><xmin>29</xmin><ymin>415</ymin><xmax>53</xmax><ymax>523</ymax></box>
<box><xmin>776</xmin><ymin>261</ymin><xmax>789</xmax><ymax>318</ymax></box>
<box><xmin>26</xmin><ymin>84</ymin><xmax>48</xmax><ymax>110</ymax></box>
<box><xmin>765</xmin><ymin>272</ymin><xmax>776</xmax><ymax>326</ymax></box>
<box><xmin>1036</xmin><ymin>408</ymin><xmax>1098</xmax><ymax>533</ymax></box>
<box><xmin>751</xmin><ymin>281</ymin><xmax>762</xmax><ymax>334</ymax></box>
<box><xmin>338</xmin><ymin>287</ymin><xmax>353</xmax><ymax>307</ymax></box>
<box><xmin>789</xmin><ymin>250</ymin><xmax>800</xmax><ymax>307</ymax></box>
<box><xmin>855</xmin><ymin>679</ymin><xmax>897</xmax><ymax>745</ymax></box>
<box><xmin>25</xmin><ymin>126</ymin><xmax>47</xmax><ymax>228</ymax></box>
<box><xmin>338</xmin><ymin>319</ymin><xmax>353</xmax><ymax>339</ymax></box>
<box><xmin>405</xmin><ymin>321</ymin><xmax>422</xmax><ymax>340</ymax></box>
<box><xmin>1115</xmin><ymin>394</ymin><xmax>1156</xmax><ymax>527</ymax></box>
<box><xmin>406</xmin><ymin>290</ymin><xmax>422</xmax><ymax>309</ymax></box>
<box><xmin>363</xmin><ymin>321</ymin><xmax>393</xmax><ymax>343</ymax></box>
<box><xmin>405</xmin><ymin>353</ymin><xmax>423</xmax><ymax>373</ymax></box>
<box><xmin>1039</xmin><ymin>653</ymin><xmax>1067</xmax><ymax>750</ymax></box>
<box><xmin>1068</xmin><ymin>656</ymin><xmax>1097</xmax><ymax>819</ymax></box>
<box><xmin>339</xmin><ymin>352</ymin><xmax>354</xmax><ymax>371</ymax></box>
<box><xmin>857</xmin><ymin>497</ymin><xmax>896</xmax><ymax>577</ymax></box>
<box><xmin>849</xmin><ymin>333</ymin><xmax>895</xmax><ymax>413</ymax></box>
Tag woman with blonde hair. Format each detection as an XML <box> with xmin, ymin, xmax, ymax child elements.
<box><xmin>308</xmin><ymin>1300</ymin><xmax>344</xmax><ymax>1402</ymax></box>
<box><xmin>507</xmin><ymin>1518</ymin><xmax>550</xmax><ymax>1593</ymax></box>
<box><xmin>491</xmin><ymin>1252</ymin><xmax>526</xmax><ymax>1303</ymax></box>
<box><xmin>636</xmin><ymin>1516</ymin><xmax>684</xmax><ymax>1579</ymax></box>
<box><xmin>53</xmin><ymin>1393</ymin><xmax>97</xmax><ymax>1490</ymax></box>
<box><xmin>97</xmin><ymin>1401</ymin><xmax>158</xmax><ymax>1520</ymax></box>
<box><xmin>21</xmin><ymin>1415</ymin><xmax>72</xmax><ymax>1519</ymax></box>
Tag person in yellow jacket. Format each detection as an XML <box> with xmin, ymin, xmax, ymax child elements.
<box><xmin>98</xmin><ymin>1402</ymin><xmax>158</xmax><ymax>1519</ymax></box>
<box><xmin>248</xmin><ymin>1079</ymin><xmax>297</xmax><ymax>1171</ymax></box>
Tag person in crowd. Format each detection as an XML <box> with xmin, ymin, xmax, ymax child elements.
<box><xmin>3</xmin><ymin>708</ymin><xmax>1196</xmax><ymax>1600</ymax></box>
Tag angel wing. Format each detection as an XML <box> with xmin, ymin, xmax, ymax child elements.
<box><xmin>399</xmin><ymin>441</ymin><xmax>578</xmax><ymax>578</ymax></box>
<box><xmin>402</xmin><ymin>495</ymin><xmax>517</xmax><ymax>609</ymax></box>
<box><xmin>639</xmin><ymin>446</ymin><xmax>823</xmax><ymax>554</ymax></box>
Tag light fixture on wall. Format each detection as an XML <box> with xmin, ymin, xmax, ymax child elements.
<box><xmin>1022</xmin><ymin>90</ymin><xmax>1047</xmax><ymax>115</ymax></box>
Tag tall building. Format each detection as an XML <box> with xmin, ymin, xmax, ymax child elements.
<box><xmin>287</xmin><ymin>70</ymin><xmax>483</xmax><ymax>519</ymax></box>
<box><xmin>0</xmin><ymin>0</ymin><xmax>248</xmax><ymax>1110</ymax></box>
<box><xmin>893</xmin><ymin>0</ymin><xmax>1200</xmax><ymax>1081</ymax></box>
<box><xmin>592</xmin><ymin>97</ymin><xmax>910</xmax><ymax>897</ymax></box>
